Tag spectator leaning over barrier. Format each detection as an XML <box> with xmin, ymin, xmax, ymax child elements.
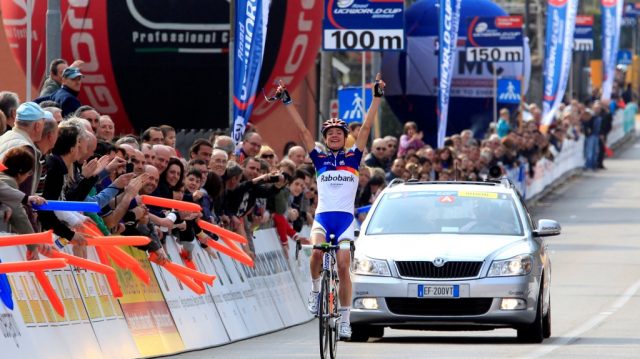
<box><xmin>236</xmin><ymin>131</ymin><xmax>262</xmax><ymax>164</ymax></box>
<box><xmin>189</xmin><ymin>139</ymin><xmax>213</xmax><ymax>166</ymax></box>
<box><xmin>142</xmin><ymin>126</ymin><xmax>164</xmax><ymax>145</ymax></box>
<box><xmin>0</xmin><ymin>102</ymin><xmax>46</xmax><ymax>197</ymax></box>
<box><xmin>364</xmin><ymin>137</ymin><xmax>389</xmax><ymax>170</ymax></box>
<box><xmin>0</xmin><ymin>91</ymin><xmax>20</xmax><ymax>130</ymax></box>
<box><xmin>397</xmin><ymin>121</ymin><xmax>424</xmax><ymax>157</ymax></box>
<box><xmin>36</xmin><ymin>67</ymin><xmax>84</xmax><ymax>118</ymax></box>
<box><xmin>75</xmin><ymin>105</ymin><xmax>100</xmax><ymax>133</ymax></box>
<box><xmin>96</xmin><ymin>115</ymin><xmax>115</xmax><ymax>143</ymax></box>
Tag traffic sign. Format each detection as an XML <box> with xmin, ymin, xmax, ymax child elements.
<box><xmin>465</xmin><ymin>16</ymin><xmax>524</xmax><ymax>63</ymax></box>
<box><xmin>329</xmin><ymin>99</ymin><xmax>339</xmax><ymax>119</ymax></box>
<box><xmin>323</xmin><ymin>0</ymin><xmax>405</xmax><ymax>51</ymax></box>
<box><xmin>617</xmin><ymin>50</ymin><xmax>633</xmax><ymax>65</ymax></box>
<box><xmin>338</xmin><ymin>87</ymin><xmax>372</xmax><ymax>124</ymax></box>
<box><xmin>497</xmin><ymin>79</ymin><xmax>521</xmax><ymax>104</ymax></box>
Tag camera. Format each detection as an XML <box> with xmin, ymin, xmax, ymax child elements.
<box><xmin>267</xmin><ymin>174</ymin><xmax>281</xmax><ymax>183</ymax></box>
<box><xmin>126</xmin><ymin>162</ymin><xmax>134</xmax><ymax>173</ymax></box>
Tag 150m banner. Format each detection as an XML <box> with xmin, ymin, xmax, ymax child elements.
<box><xmin>542</xmin><ymin>0</ymin><xmax>578</xmax><ymax>129</ymax></box>
<box><xmin>323</xmin><ymin>0</ymin><xmax>404</xmax><ymax>51</ymax></box>
<box><xmin>465</xmin><ymin>16</ymin><xmax>523</xmax><ymax>63</ymax></box>
<box><xmin>574</xmin><ymin>15</ymin><xmax>594</xmax><ymax>51</ymax></box>
<box><xmin>232</xmin><ymin>0</ymin><xmax>270</xmax><ymax>144</ymax></box>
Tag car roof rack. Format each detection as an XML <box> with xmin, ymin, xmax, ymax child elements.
<box><xmin>388</xmin><ymin>178</ymin><xmax>405</xmax><ymax>187</ymax></box>
<box><xmin>389</xmin><ymin>178</ymin><xmax>516</xmax><ymax>189</ymax></box>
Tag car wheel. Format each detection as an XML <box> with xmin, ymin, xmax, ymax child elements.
<box><xmin>543</xmin><ymin>297</ymin><xmax>551</xmax><ymax>339</ymax></box>
<box><xmin>517</xmin><ymin>280</ymin><xmax>545</xmax><ymax>343</ymax></box>
<box><xmin>350</xmin><ymin>325</ymin><xmax>383</xmax><ymax>342</ymax></box>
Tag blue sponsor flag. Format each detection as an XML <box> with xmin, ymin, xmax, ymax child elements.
<box><xmin>601</xmin><ymin>0</ymin><xmax>623</xmax><ymax>101</ymax></box>
<box><xmin>338</xmin><ymin>87</ymin><xmax>372</xmax><ymax>124</ymax></box>
<box><xmin>497</xmin><ymin>79</ymin><xmax>521</xmax><ymax>104</ymax></box>
<box><xmin>232</xmin><ymin>0</ymin><xmax>270</xmax><ymax>144</ymax></box>
<box><xmin>437</xmin><ymin>0</ymin><xmax>462</xmax><ymax>148</ymax></box>
<box><xmin>0</xmin><ymin>258</ymin><xmax>13</xmax><ymax>310</ymax></box>
<box><xmin>542</xmin><ymin>0</ymin><xmax>578</xmax><ymax>129</ymax></box>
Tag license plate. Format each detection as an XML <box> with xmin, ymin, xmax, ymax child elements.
<box><xmin>417</xmin><ymin>284</ymin><xmax>459</xmax><ymax>298</ymax></box>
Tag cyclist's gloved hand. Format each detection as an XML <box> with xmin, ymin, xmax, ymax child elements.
<box><xmin>373</xmin><ymin>72</ymin><xmax>385</xmax><ymax>98</ymax></box>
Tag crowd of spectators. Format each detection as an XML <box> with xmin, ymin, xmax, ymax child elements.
<box><xmin>0</xmin><ymin>58</ymin><xmax>636</xmax><ymax>264</ymax></box>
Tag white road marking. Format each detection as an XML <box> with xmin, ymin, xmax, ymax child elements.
<box><xmin>523</xmin><ymin>278</ymin><xmax>640</xmax><ymax>359</ymax></box>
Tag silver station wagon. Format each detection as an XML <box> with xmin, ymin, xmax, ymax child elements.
<box><xmin>350</xmin><ymin>179</ymin><xmax>561</xmax><ymax>343</ymax></box>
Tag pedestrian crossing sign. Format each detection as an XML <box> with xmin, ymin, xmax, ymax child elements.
<box><xmin>338</xmin><ymin>87</ymin><xmax>373</xmax><ymax>124</ymax></box>
<box><xmin>497</xmin><ymin>79</ymin><xmax>521</xmax><ymax>104</ymax></box>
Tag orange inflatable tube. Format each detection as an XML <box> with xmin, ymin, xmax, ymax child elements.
<box><xmin>140</xmin><ymin>195</ymin><xmax>202</xmax><ymax>212</ymax></box>
<box><xmin>45</xmin><ymin>251</ymin><xmax>116</xmax><ymax>275</ymax></box>
<box><xmin>0</xmin><ymin>230</ymin><xmax>54</xmax><ymax>247</ymax></box>
<box><xmin>86</xmin><ymin>236</ymin><xmax>151</xmax><ymax>246</ymax></box>
<box><xmin>34</xmin><ymin>271</ymin><xmax>65</xmax><ymax>317</ymax></box>
<box><xmin>196</xmin><ymin>220</ymin><xmax>248</xmax><ymax>244</ymax></box>
<box><xmin>164</xmin><ymin>261</ymin><xmax>215</xmax><ymax>286</ymax></box>
<box><xmin>0</xmin><ymin>258</ymin><xmax>67</xmax><ymax>273</ymax></box>
<box><xmin>103</xmin><ymin>246</ymin><xmax>150</xmax><ymax>284</ymax></box>
<box><xmin>206</xmin><ymin>238</ymin><xmax>254</xmax><ymax>267</ymax></box>
<box><xmin>173</xmin><ymin>271</ymin><xmax>205</xmax><ymax>295</ymax></box>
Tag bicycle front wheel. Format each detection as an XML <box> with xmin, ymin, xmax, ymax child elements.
<box><xmin>318</xmin><ymin>272</ymin><xmax>330</xmax><ymax>359</ymax></box>
<box><xmin>329</xmin><ymin>273</ymin><xmax>339</xmax><ymax>359</ymax></box>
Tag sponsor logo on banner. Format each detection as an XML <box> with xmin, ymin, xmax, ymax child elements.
<box><xmin>542</xmin><ymin>0</ymin><xmax>578</xmax><ymax>128</ymax></box>
<box><xmin>323</xmin><ymin>0</ymin><xmax>405</xmax><ymax>51</ymax></box>
<box><xmin>601</xmin><ymin>0</ymin><xmax>623</xmax><ymax>100</ymax></box>
<box><xmin>574</xmin><ymin>15</ymin><xmax>594</xmax><ymax>51</ymax></box>
<box><xmin>437</xmin><ymin>0</ymin><xmax>462</xmax><ymax>148</ymax></box>
<box><xmin>232</xmin><ymin>0</ymin><xmax>270</xmax><ymax>144</ymax></box>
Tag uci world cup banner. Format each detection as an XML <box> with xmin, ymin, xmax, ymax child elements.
<box><xmin>437</xmin><ymin>0</ymin><xmax>462</xmax><ymax>148</ymax></box>
<box><xmin>601</xmin><ymin>0</ymin><xmax>623</xmax><ymax>101</ymax></box>
<box><xmin>541</xmin><ymin>0</ymin><xmax>578</xmax><ymax>129</ymax></box>
<box><xmin>232</xmin><ymin>0</ymin><xmax>270</xmax><ymax>144</ymax></box>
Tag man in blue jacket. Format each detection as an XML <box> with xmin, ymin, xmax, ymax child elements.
<box><xmin>35</xmin><ymin>67</ymin><xmax>84</xmax><ymax>118</ymax></box>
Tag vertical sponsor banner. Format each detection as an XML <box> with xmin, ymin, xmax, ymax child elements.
<box><xmin>232</xmin><ymin>0</ymin><xmax>270</xmax><ymax>144</ymax></box>
<box><xmin>437</xmin><ymin>0</ymin><xmax>462</xmax><ymax>148</ymax></box>
<box><xmin>601</xmin><ymin>0</ymin><xmax>623</xmax><ymax>101</ymax></box>
<box><xmin>116</xmin><ymin>246</ymin><xmax>184</xmax><ymax>357</ymax></box>
<box><xmin>153</xmin><ymin>238</ymin><xmax>229</xmax><ymax>350</ymax></box>
<box><xmin>574</xmin><ymin>15</ymin><xmax>594</xmax><ymax>51</ymax></box>
<box><xmin>541</xmin><ymin>0</ymin><xmax>578</xmax><ymax>130</ymax></box>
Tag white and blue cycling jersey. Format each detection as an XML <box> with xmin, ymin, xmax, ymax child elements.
<box><xmin>308</xmin><ymin>145</ymin><xmax>363</xmax><ymax>244</ymax></box>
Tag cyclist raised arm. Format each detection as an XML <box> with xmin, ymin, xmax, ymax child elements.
<box><xmin>275</xmin><ymin>74</ymin><xmax>386</xmax><ymax>341</ymax></box>
<box><xmin>355</xmin><ymin>72</ymin><xmax>385</xmax><ymax>152</ymax></box>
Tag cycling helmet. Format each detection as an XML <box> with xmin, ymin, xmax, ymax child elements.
<box><xmin>321</xmin><ymin>118</ymin><xmax>348</xmax><ymax>137</ymax></box>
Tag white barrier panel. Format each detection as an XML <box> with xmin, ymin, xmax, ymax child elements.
<box><xmin>152</xmin><ymin>237</ymin><xmax>229</xmax><ymax>351</ymax></box>
<box><xmin>286</xmin><ymin>227</ymin><xmax>314</xmax><ymax>318</ymax></box>
<box><xmin>252</xmin><ymin>229</ymin><xmax>310</xmax><ymax>326</ymax></box>
<box><xmin>607</xmin><ymin>109</ymin><xmax>625</xmax><ymax>147</ymax></box>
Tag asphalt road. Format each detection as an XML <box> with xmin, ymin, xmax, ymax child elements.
<box><xmin>164</xmin><ymin>139</ymin><xmax>640</xmax><ymax>359</ymax></box>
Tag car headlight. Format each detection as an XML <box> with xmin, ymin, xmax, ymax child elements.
<box><xmin>488</xmin><ymin>254</ymin><xmax>533</xmax><ymax>277</ymax></box>
<box><xmin>352</xmin><ymin>257</ymin><xmax>391</xmax><ymax>277</ymax></box>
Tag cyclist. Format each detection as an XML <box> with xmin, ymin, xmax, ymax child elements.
<box><xmin>275</xmin><ymin>74</ymin><xmax>385</xmax><ymax>339</ymax></box>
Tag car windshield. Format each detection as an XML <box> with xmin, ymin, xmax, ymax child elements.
<box><xmin>366</xmin><ymin>190</ymin><xmax>524</xmax><ymax>236</ymax></box>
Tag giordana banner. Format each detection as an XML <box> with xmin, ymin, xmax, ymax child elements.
<box><xmin>437</xmin><ymin>0</ymin><xmax>462</xmax><ymax>148</ymax></box>
<box><xmin>542</xmin><ymin>0</ymin><xmax>578</xmax><ymax>129</ymax></box>
<box><xmin>232</xmin><ymin>0</ymin><xmax>270</xmax><ymax>144</ymax></box>
<box><xmin>601</xmin><ymin>0</ymin><xmax>623</xmax><ymax>101</ymax></box>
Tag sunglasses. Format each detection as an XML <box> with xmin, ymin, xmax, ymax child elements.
<box><xmin>375</xmin><ymin>147</ymin><xmax>385</xmax><ymax>150</ymax></box>
<box><xmin>261</xmin><ymin>153</ymin><xmax>275</xmax><ymax>159</ymax></box>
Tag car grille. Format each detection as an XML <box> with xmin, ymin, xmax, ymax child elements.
<box><xmin>385</xmin><ymin>298</ymin><xmax>493</xmax><ymax>316</ymax></box>
<box><xmin>395</xmin><ymin>261</ymin><xmax>483</xmax><ymax>279</ymax></box>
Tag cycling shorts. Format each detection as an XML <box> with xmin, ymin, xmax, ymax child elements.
<box><xmin>311</xmin><ymin>211</ymin><xmax>355</xmax><ymax>245</ymax></box>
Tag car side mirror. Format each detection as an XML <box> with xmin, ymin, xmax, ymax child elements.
<box><xmin>533</xmin><ymin>219</ymin><xmax>561</xmax><ymax>237</ymax></box>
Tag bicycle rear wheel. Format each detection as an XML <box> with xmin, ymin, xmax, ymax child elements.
<box><xmin>318</xmin><ymin>272</ymin><xmax>330</xmax><ymax>359</ymax></box>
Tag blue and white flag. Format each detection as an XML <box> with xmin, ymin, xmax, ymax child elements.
<box><xmin>601</xmin><ymin>0</ymin><xmax>623</xmax><ymax>101</ymax></box>
<box><xmin>437</xmin><ymin>0</ymin><xmax>462</xmax><ymax>148</ymax></box>
<box><xmin>232</xmin><ymin>0</ymin><xmax>270</xmax><ymax>144</ymax></box>
<box><xmin>541</xmin><ymin>0</ymin><xmax>578</xmax><ymax>129</ymax></box>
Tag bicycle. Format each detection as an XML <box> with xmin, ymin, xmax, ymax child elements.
<box><xmin>296</xmin><ymin>235</ymin><xmax>355</xmax><ymax>359</ymax></box>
